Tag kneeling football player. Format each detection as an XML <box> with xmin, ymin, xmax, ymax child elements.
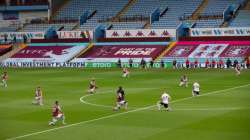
<box><xmin>113</xmin><ymin>86</ymin><xmax>128</xmax><ymax>111</ymax></box>
<box><xmin>122</xmin><ymin>68</ymin><xmax>129</xmax><ymax>78</ymax></box>
<box><xmin>235</xmin><ymin>64</ymin><xmax>241</xmax><ymax>76</ymax></box>
<box><xmin>192</xmin><ymin>81</ymin><xmax>200</xmax><ymax>96</ymax></box>
<box><xmin>32</xmin><ymin>86</ymin><xmax>43</xmax><ymax>106</ymax></box>
<box><xmin>1</xmin><ymin>71</ymin><xmax>8</xmax><ymax>88</ymax></box>
<box><xmin>49</xmin><ymin>101</ymin><xmax>66</xmax><ymax>126</ymax></box>
<box><xmin>88</xmin><ymin>79</ymin><xmax>97</xmax><ymax>94</ymax></box>
<box><xmin>179</xmin><ymin>75</ymin><xmax>188</xmax><ymax>87</ymax></box>
<box><xmin>157</xmin><ymin>92</ymin><xmax>171</xmax><ymax>111</ymax></box>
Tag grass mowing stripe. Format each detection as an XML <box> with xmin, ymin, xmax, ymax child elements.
<box><xmin>6</xmin><ymin>83</ymin><xmax>250</xmax><ymax>140</ymax></box>
<box><xmin>80</xmin><ymin>94</ymin><xmax>113</xmax><ymax>108</ymax></box>
<box><xmin>80</xmin><ymin>87</ymin><xmax>158</xmax><ymax>109</ymax></box>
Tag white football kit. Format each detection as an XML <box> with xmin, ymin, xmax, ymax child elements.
<box><xmin>192</xmin><ymin>82</ymin><xmax>200</xmax><ymax>96</ymax></box>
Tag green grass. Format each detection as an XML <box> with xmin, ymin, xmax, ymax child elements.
<box><xmin>0</xmin><ymin>68</ymin><xmax>250</xmax><ymax>140</ymax></box>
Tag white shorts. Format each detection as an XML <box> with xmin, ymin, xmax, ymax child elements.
<box><xmin>180</xmin><ymin>81</ymin><xmax>184</xmax><ymax>85</ymax></box>
<box><xmin>118</xmin><ymin>100</ymin><xmax>126</xmax><ymax>105</ymax></box>
<box><xmin>55</xmin><ymin>113</ymin><xmax>63</xmax><ymax>119</ymax></box>
<box><xmin>52</xmin><ymin>113</ymin><xmax>64</xmax><ymax>122</ymax></box>
<box><xmin>89</xmin><ymin>88</ymin><xmax>95</xmax><ymax>92</ymax></box>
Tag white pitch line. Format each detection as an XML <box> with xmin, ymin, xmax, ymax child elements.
<box><xmin>173</xmin><ymin>107</ymin><xmax>250</xmax><ymax>111</ymax></box>
<box><xmin>147</xmin><ymin>107</ymin><xmax>250</xmax><ymax>111</ymax></box>
<box><xmin>80</xmin><ymin>87</ymin><xmax>159</xmax><ymax>109</ymax></box>
<box><xmin>80</xmin><ymin>96</ymin><xmax>143</xmax><ymax>109</ymax></box>
<box><xmin>80</xmin><ymin>93</ymin><xmax>113</xmax><ymax>108</ymax></box>
<box><xmin>6</xmin><ymin>83</ymin><xmax>250</xmax><ymax>140</ymax></box>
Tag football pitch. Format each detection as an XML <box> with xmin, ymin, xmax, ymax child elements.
<box><xmin>0</xmin><ymin>68</ymin><xmax>250</xmax><ymax>140</ymax></box>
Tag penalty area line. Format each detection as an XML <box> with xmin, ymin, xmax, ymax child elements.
<box><xmin>6</xmin><ymin>83</ymin><xmax>250</xmax><ymax>140</ymax></box>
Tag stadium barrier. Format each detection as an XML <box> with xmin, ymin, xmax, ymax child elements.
<box><xmin>0</xmin><ymin>32</ymin><xmax>44</xmax><ymax>41</ymax></box>
<box><xmin>1</xmin><ymin>62</ymin><xmax>172</xmax><ymax>68</ymax></box>
<box><xmin>179</xmin><ymin>36</ymin><xmax>250</xmax><ymax>41</ymax></box>
<box><xmin>190</xmin><ymin>27</ymin><xmax>250</xmax><ymax>37</ymax></box>
<box><xmin>2</xmin><ymin>61</ymin><xmax>248</xmax><ymax>69</ymax></box>
<box><xmin>0</xmin><ymin>31</ymin><xmax>93</xmax><ymax>43</ymax></box>
<box><xmin>31</xmin><ymin>38</ymin><xmax>90</xmax><ymax>43</ymax></box>
<box><xmin>98</xmin><ymin>37</ymin><xmax>170</xmax><ymax>42</ymax></box>
<box><xmin>57</xmin><ymin>31</ymin><xmax>93</xmax><ymax>39</ymax></box>
<box><xmin>106</xmin><ymin>29</ymin><xmax>176</xmax><ymax>39</ymax></box>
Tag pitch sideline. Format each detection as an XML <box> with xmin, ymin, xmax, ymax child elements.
<box><xmin>6</xmin><ymin>83</ymin><xmax>250</xmax><ymax>140</ymax></box>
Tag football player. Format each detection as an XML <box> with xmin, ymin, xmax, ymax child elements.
<box><xmin>192</xmin><ymin>81</ymin><xmax>200</xmax><ymax>96</ymax></box>
<box><xmin>113</xmin><ymin>86</ymin><xmax>128</xmax><ymax>111</ymax></box>
<box><xmin>157</xmin><ymin>92</ymin><xmax>171</xmax><ymax>111</ymax></box>
<box><xmin>235</xmin><ymin>63</ymin><xmax>241</xmax><ymax>75</ymax></box>
<box><xmin>88</xmin><ymin>79</ymin><xmax>97</xmax><ymax>94</ymax></box>
<box><xmin>49</xmin><ymin>101</ymin><xmax>66</xmax><ymax>126</ymax></box>
<box><xmin>32</xmin><ymin>86</ymin><xmax>43</xmax><ymax>105</ymax></box>
<box><xmin>1</xmin><ymin>71</ymin><xmax>8</xmax><ymax>87</ymax></box>
<box><xmin>179</xmin><ymin>75</ymin><xmax>188</xmax><ymax>87</ymax></box>
<box><xmin>122</xmin><ymin>68</ymin><xmax>129</xmax><ymax>78</ymax></box>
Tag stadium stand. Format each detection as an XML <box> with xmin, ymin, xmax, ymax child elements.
<box><xmin>123</xmin><ymin>0</ymin><xmax>161</xmax><ymax>17</ymax></box>
<box><xmin>53</xmin><ymin>0</ymin><xmax>128</xmax><ymax>30</ymax></box>
<box><xmin>110</xmin><ymin>22</ymin><xmax>145</xmax><ymax>30</ymax></box>
<box><xmin>201</xmin><ymin>0</ymin><xmax>242</xmax><ymax>15</ymax></box>
<box><xmin>151</xmin><ymin>0</ymin><xmax>203</xmax><ymax>29</ymax></box>
<box><xmin>81</xmin><ymin>0</ymin><xmax>128</xmax><ymax>30</ymax></box>
<box><xmin>0</xmin><ymin>25</ymin><xmax>18</xmax><ymax>32</ymax></box>
<box><xmin>191</xmin><ymin>0</ymin><xmax>246</xmax><ymax>28</ymax></box>
<box><xmin>0</xmin><ymin>20</ymin><xmax>20</xmax><ymax>32</ymax></box>
<box><xmin>23</xmin><ymin>24</ymin><xmax>62</xmax><ymax>32</ymax></box>
<box><xmin>193</xmin><ymin>19</ymin><xmax>224</xmax><ymax>28</ymax></box>
<box><xmin>23</xmin><ymin>23</ymin><xmax>77</xmax><ymax>32</ymax></box>
<box><xmin>230</xmin><ymin>10</ymin><xmax>250</xmax><ymax>27</ymax></box>
<box><xmin>53</xmin><ymin>0</ymin><xmax>204</xmax><ymax>30</ymax></box>
<box><xmin>1</xmin><ymin>0</ymin><xmax>249</xmax><ymax>32</ymax></box>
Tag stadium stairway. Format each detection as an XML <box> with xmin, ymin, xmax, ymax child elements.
<box><xmin>153</xmin><ymin>42</ymin><xmax>176</xmax><ymax>62</ymax></box>
<box><xmin>71</xmin><ymin>23</ymin><xmax>80</xmax><ymax>30</ymax></box>
<box><xmin>51</xmin><ymin>0</ymin><xmax>72</xmax><ymax>20</ymax></box>
<box><xmin>67</xmin><ymin>43</ymin><xmax>94</xmax><ymax>62</ymax></box>
<box><xmin>220</xmin><ymin>21</ymin><xmax>229</xmax><ymax>27</ymax></box>
<box><xmin>0</xmin><ymin>43</ymin><xmax>27</xmax><ymax>62</ymax></box>
<box><xmin>143</xmin><ymin>20</ymin><xmax>151</xmax><ymax>29</ymax></box>
<box><xmin>191</xmin><ymin>0</ymin><xmax>209</xmax><ymax>20</ymax></box>
<box><xmin>221</xmin><ymin>0</ymin><xmax>250</xmax><ymax>28</ymax></box>
<box><xmin>113</xmin><ymin>0</ymin><xmax>137</xmax><ymax>22</ymax></box>
<box><xmin>223</xmin><ymin>2</ymin><xmax>249</xmax><ymax>28</ymax></box>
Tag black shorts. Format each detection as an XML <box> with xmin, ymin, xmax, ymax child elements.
<box><xmin>160</xmin><ymin>102</ymin><xmax>168</xmax><ymax>108</ymax></box>
<box><xmin>193</xmin><ymin>91</ymin><xmax>199</xmax><ymax>95</ymax></box>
